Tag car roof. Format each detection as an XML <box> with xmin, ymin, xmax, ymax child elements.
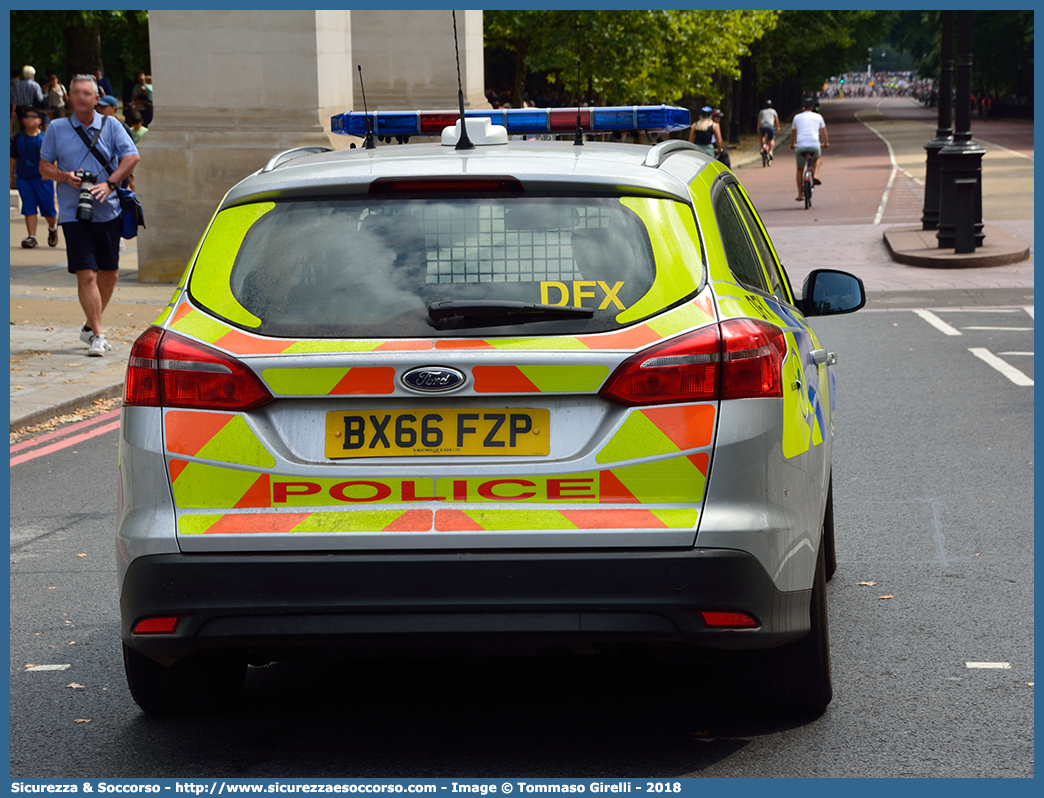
<box><xmin>221</xmin><ymin>141</ymin><xmax>716</xmax><ymax>209</ymax></box>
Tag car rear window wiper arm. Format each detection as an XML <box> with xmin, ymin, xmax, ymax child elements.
<box><xmin>427</xmin><ymin>300</ymin><xmax>594</xmax><ymax>330</ymax></box>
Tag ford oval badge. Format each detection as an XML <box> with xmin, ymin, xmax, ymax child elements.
<box><xmin>402</xmin><ymin>366</ymin><xmax>466</xmax><ymax>393</ymax></box>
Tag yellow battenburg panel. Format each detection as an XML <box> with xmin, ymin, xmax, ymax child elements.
<box><xmin>596</xmin><ymin>411</ymin><xmax>678</xmax><ymax>464</ymax></box>
<box><xmin>611</xmin><ymin>456</ymin><xmax>706</xmax><ymax>503</ymax></box>
<box><xmin>169</xmin><ymin>308</ymin><xmax>233</xmax><ymax>344</ymax></box>
<box><xmin>178</xmin><ymin>515</ymin><xmax>222</xmax><ymax>535</ymax></box>
<box><xmin>290</xmin><ymin>510</ymin><xmax>419</xmax><ymax>533</ymax></box>
<box><xmin>194</xmin><ymin>416</ymin><xmax>276</xmax><ymax>469</ymax></box>
<box><xmin>189</xmin><ymin>202</ymin><xmax>275</xmax><ymax>329</ymax></box>
<box><xmin>517</xmin><ymin>365</ymin><xmax>609</xmax><ymax>392</ymax></box>
<box><xmin>463</xmin><ymin>510</ymin><xmax>579</xmax><ymax>531</ymax></box>
<box><xmin>645</xmin><ymin>300</ymin><xmax>713</xmax><ymax>338</ymax></box>
<box><xmin>281</xmin><ymin>340</ymin><xmax>385</xmax><ymax>354</ymax></box>
<box><xmin>152</xmin><ymin>302</ymin><xmax>178</xmax><ymax>326</ymax></box>
<box><xmin>616</xmin><ymin>197</ymin><xmax>704</xmax><ymax>324</ymax></box>
<box><xmin>263</xmin><ymin>367</ymin><xmax>347</xmax><ymax>396</ymax></box>
<box><xmin>171</xmin><ymin>462</ymin><xmax>262</xmax><ymax>509</ymax></box>
<box><xmin>780</xmin><ymin>331</ymin><xmax>811</xmax><ymax>460</ymax></box>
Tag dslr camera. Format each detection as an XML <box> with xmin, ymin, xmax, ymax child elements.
<box><xmin>73</xmin><ymin>170</ymin><xmax>97</xmax><ymax>222</ymax></box>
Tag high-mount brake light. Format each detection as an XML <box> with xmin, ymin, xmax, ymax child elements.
<box><xmin>370</xmin><ymin>176</ymin><xmax>523</xmax><ymax>194</ymax></box>
<box><xmin>124</xmin><ymin>328</ymin><xmax>274</xmax><ymax>411</ymax></box>
<box><xmin>599</xmin><ymin>326</ymin><xmax>721</xmax><ymax>407</ymax></box>
<box><xmin>332</xmin><ymin>105</ymin><xmax>690</xmax><ymax>138</ymax></box>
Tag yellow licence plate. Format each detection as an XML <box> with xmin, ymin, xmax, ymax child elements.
<box><xmin>324</xmin><ymin>409</ymin><xmax>550</xmax><ymax>459</ymax></box>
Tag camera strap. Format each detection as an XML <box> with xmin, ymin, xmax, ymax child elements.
<box><xmin>73</xmin><ymin>115</ymin><xmax>117</xmax><ymax>178</ymax></box>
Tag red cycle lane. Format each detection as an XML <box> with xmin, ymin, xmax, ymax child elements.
<box><xmin>734</xmin><ymin>98</ymin><xmax>894</xmax><ymax>228</ymax></box>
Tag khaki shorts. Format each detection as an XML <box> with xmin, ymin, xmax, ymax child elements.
<box><xmin>795</xmin><ymin>146</ymin><xmax>821</xmax><ymax>167</ymax></box>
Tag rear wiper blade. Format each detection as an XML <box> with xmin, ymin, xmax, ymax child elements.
<box><xmin>427</xmin><ymin>300</ymin><xmax>594</xmax><ymax>330</ymax></box>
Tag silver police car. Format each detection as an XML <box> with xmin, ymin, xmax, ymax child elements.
<box><xmin>117</xmin><ymin>107</ymin><xmax>864</xmax><ymax>715</ymax></box>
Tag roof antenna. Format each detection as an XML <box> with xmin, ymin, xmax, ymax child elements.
<box><xmin>452</xmin><ymin>10</ymin><xmax>474</xmax><ymax>151</ymax></box>
<box><xmin>573</xmin><ymin>59</ymin><xmax>584</xmax><ymax>146</ymax></box>
<box><xmin>357</xmin><ymin>65</ymin><xmax>376</xmax><ymax>150</ymax></box>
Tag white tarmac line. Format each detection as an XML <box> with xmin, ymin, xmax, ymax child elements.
<box><xmin>25</xmin><ymin>664</ymin><xmax>71</xmax><ymax>672</ymax></box>
<box><xmin>934</xmin><ymin>308</ymin><xmax>1018</xmax><ymax>313</ymax></box>
<box><xmin>998</xmin><ymin>351</ymin><xmax>1034</xmax><ymax>356</ymax></box>
<box><xmin>1024</xmin><ymin>306</ymin><xmax>1034</xmax><ymax>319</ymax></box>
<box><xmin>965</xmin><ymin>662</ymin><xmax>1012</xmax><ymax>669</ymax></box>
<box><xmin>968</xmin><ymin>348</ymin><xmax>1034</xmax><ymax>386</ymax></box>
<box><xmin>913</xmin><ymin>309</ymin><xmax>962</xmax><ymax>335</ymax></box>
<box><xmin>963</xmin><ymin>326</ymin><xmax>1034</xmax><ymax>331</ymax></box>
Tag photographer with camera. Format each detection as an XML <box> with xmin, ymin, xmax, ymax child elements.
<box><xmin>39</xmin><ymin>75</ymin><xmax>139</xmax><ymax>357</ymax></box>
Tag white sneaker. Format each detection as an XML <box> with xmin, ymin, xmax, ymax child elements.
<box><xmin>119</xmin><ymin>239</ymin><xmax>126</xmax><ymax>251</ymax></box>
<box><xmin>79</xmin><ymin>324</ymin><xmax>93</xmax><ymax>346</ymax></box>
<box><xmin>87</xmin><ymin>334</ymin><xmax>111</xmax><ymax>357</ymax></box>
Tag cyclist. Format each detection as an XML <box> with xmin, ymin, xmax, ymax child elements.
<box><xmin>790</xmin><ymin>96</ymin><xmax>828</xmax><ymax>202</ymax></box>
<box><xmin>757</xmin><ymin>100</ymin><xmax>780</xmax><ymax>161</ymax></box>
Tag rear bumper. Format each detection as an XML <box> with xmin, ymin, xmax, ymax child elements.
<box><xmin>121</xmin><ymin>549</ymin><xmax>810</xmax><ymax>664</ymax></box>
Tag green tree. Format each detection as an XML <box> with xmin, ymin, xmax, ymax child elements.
<box><xmin>485</xmin><ymin>10</ymin><xmax>777</xmax><ymax>107</ymax></box>
<box><xmin>10</xmin><ymin>11</ymin><xmax>150</xmax><ymax>87</ymax></box>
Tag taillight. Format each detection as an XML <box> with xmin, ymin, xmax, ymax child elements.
<box><xmin>124</xmin><ymin>328</ymin><xmax>273</xmax><ymax>411</ymax></box>
<box><xmin>599</xmin><ymin>326</ymin><xmax>720</xmax><ymax>407</ymax></box>
<box><xmin>720</xmin><ymin>318</ymin><xmax>786</xmax><ymax>399</ymax></box>
<box><xmin>599</xmin><ymin>319</ymin><xmax>788</xmax><ymax>406</ymax></box>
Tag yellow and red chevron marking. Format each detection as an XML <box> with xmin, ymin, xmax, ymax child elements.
<box><xmin>164</xmin><ymin>410</ymin><xmax>275</xmax><ymax>468</ymax></box>
<box><xmin>472</xmin><ymin>364</ymin><xmax>609</xmax><ymax>393</ymax></box>
<box><xmin>597</xmin><ymin>404</ymin><xmax>715</xmax><ymax>464</ymax></box>
<box><xmin>178</xmin><ymin>509</ymin><xmax>434</xmax><ymax>535</ymax></box>
<box><xmin>433</xmin><ymin>508</ymin><xmax>698</xmax><ymax>531</ymax></box>
<box><xmin>261</xmin><ymin>366</ymin><xmax>395</xmax><ymax>396</ymax></box>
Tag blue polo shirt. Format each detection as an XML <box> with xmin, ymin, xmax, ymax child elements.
<box><xmin>40</xmin><ymin>110</ymin><xmax>138</xmax><ymax>224</ymax></box>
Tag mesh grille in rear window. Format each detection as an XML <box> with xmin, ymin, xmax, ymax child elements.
<box><xmin>193</xmin><ymin>196</ymin><xmax>701</xmax><ymax>338</ymax></box>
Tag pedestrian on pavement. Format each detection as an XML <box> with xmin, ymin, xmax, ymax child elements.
<box><xmin>44</xmin><ymin>69</ymin><xmax>68</xmax><ymax>120</ymax></box>
<box><xmin>13</xmin><ymin>66</ymin><xmax>46</xmax><ymax>128</ymax></box>
<box><xmin>125</xmin><ymin>108</ymin><xmax>147</xmax><ymax>146</ymax></box>
<box><xmin>688</xmin><ymin>106</ymin><xmax>718</xmax><ymax>157</ymax></box>
<box><xmin>131</xmin><ymin>71</ymin><xmax>153</xmax><ymax>127</ymax></box>
<box><xmin>10</xmin><ymin>108</ymin><xmax>58</xmax><ymax>250</ymax></box>
<box><xmin>789</xmin><ymin>96</ymin><xmax>828</xmax><ymax>202</ymax></box>
<box><xmin>93</xmin><ymin>68</ymin><xmax>113</xmax><ymax>99</ymax></box>
<box><xmin>757</xmin><ymin>100</ymin><xmax>780</xmax><ymax>160</ymax></box>
<box><xmin>96</xmin><ymin>94</ymin><xmax>133</xmax><ymax>142</ymax></box>
<box><xmin>38</xmin><ymin>75</ymin><xmax>140</xmax><ymax>357</ymax></box>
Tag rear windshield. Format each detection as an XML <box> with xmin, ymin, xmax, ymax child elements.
<box><xmin>190</xmin><ymin>196</ymin><xmax>703</xmax><ymax>338</ymax></box>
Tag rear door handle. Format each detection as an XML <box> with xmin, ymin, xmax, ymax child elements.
<box><xmin>811</xmin><ymin>349</ymin><xmax>828</xmax><ymax>364</ymax></box>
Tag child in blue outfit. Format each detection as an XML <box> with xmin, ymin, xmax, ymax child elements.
<box><xmin>9</xmin><ymin>108</ymin><xmax>57</xmax><ymax>248</ymax></box>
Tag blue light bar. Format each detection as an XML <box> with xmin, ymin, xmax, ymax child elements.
<box><xmin>331</xmin><ymin>106</ymin><xmax>691</xmax><ymax>137</ymax></box>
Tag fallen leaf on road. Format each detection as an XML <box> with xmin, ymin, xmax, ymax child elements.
<box><xmin>877</xmin><ymin>594</ymin><xmax>893</xmax><ymax>600</ymax></box>
<box><xmin>66</xmin><ymin>683</ymin><xmax>84</xmax><ymax>689</ymax></box>
<box><xmin>856</xmin><ymin>581</ymin><xmax>877</xmax><ymax>586</ymax></box>
<box><xmin>689</xmin><ymin>730</ymin><xmax>710</xmax><ymax>738</ymax></box>
<box><xmin>74</xmin><ymin>719</ymin><xmax>91</xmax><ymax>724</ymax></box>
<box><xmin>25</xmin><ymin>664</ymin><xmax>36</xmax><ymax>668</ymax></box>
<box><xmin>48</xmin><ymin>586</ymin><xmax>56</xmax><ymax>589</ymax></box>
<box><xmin>76</xmin><ymin>553</ymin><xmax>87</xmax><ymax>558</ymax></box>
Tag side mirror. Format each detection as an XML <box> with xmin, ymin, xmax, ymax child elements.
<box><xmin>799</xmin><ymin>269</ymin><xmax>866</xmax><ymax>316</ymax></box>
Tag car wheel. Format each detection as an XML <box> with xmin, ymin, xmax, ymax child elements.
<box><xmin>749</xmin><ymin>541</ymin><xmax>833</xmax><ymax>716</ymax></box>
<box><xmin>824</xmin><ymin>475</ymin><xmax>837</xmax><ymax>582</ymax></box>
<box><xmin>123</xmin><ymin>644</ymin><xmax>246</xmax><ymax>714</ymax></box>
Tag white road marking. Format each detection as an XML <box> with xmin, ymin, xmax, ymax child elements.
<box><xmin>965</xmin><ymin>662</ymin><xmax>1012</xmax><ymax>669</ymax></box>
<box><xmin>963</xmin><ymin>326</ymin><xmax>1034</xmax><ymax>331</ymax></box>
<box><xmin>913</xmin><ymin>309</ymin><xmax>962</xmax><ymax>335</ymax></box>
<box><xmin>873</xmin><ymin>165</ymin><xmax>897</xmax><ymax>225</ymax></box>
<box><xmin>1024</xmin><ymin>306</ymin><xmax>1034</xmax><ymax>319</ymax></box>
<box><xmin>998</xmin><ymin>351</ymin><xmax>1034</xmax><ymax>356</ymax></box>
<box><xmin>858</xmin><ymin>106</ymin><xmax>919</xmax><ymax>226</ymax></box>
<box><xmin>978</xmin><ymin>139</ymin><xmax>1034</xmax><ymax>162</ymax></box>
<box><xmin>968</xmin><ymin>348</ymin><xmax>1034</xmax><ymax>386</ymax></box>
<box><xmin>25</xmin><ymin>664</ymin><xmax>71</xmax><ymax>672</ymax></box>
<box><xmin>934</xmin><ymin>308</ymin><xmax>1018</xmax><ymax>313</ymax></box>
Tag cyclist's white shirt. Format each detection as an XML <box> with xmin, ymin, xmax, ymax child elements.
<box><xmin>792</xmin><ymin>111</ymin><xmax>826</xmax><ymax>148</ymax></box>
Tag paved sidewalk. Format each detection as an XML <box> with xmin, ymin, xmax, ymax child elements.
<box><xmin>10</xmin><ymin>216</ymin><xmax>175</xmax><ymax>431</ymax></box>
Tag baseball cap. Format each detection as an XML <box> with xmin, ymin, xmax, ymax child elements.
<box><xmin>97</xmin><ymin>95</ymin><xmax>118</xmax><ymax>107</ymax></box>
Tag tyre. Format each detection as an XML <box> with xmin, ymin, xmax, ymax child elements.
<box><xmin>748</xmin><ymin>542</ymin><xmax>833</xmax><ymax>716</ymax></box>
<box><xmin>762</xmin><ymin>149</ymin><xmax>769</xmax><ymax>167</ymax></box>
<box><xmin>823</xmin><ymin>475</ymin><xmax>837</xmax><ymax>582</ymax></box>
<box><xmin>123</xmin><ymin>644</ymin><xmax>246</xmax><ymax>714</ymax></box>
<box><xmin>803</xmin><ymin>179</ymin><xmax>812</xmax><ymax>209</ymax></box>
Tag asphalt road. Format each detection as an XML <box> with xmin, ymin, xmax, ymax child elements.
<box><xmin>9</xmin><ymin>303</ymin><xmax>1033</xmax><ymax>778</ymax></box>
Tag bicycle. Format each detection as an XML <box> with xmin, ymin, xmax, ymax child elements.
<box><xmin>802</xmin><ymin>151</ymin><xmax>814</xmax><ymax>208</ymax></box>
<box><xmin>761</xmin><ymin>140</ymin><xmax>771</xmax><ymax>167</ymax></box>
